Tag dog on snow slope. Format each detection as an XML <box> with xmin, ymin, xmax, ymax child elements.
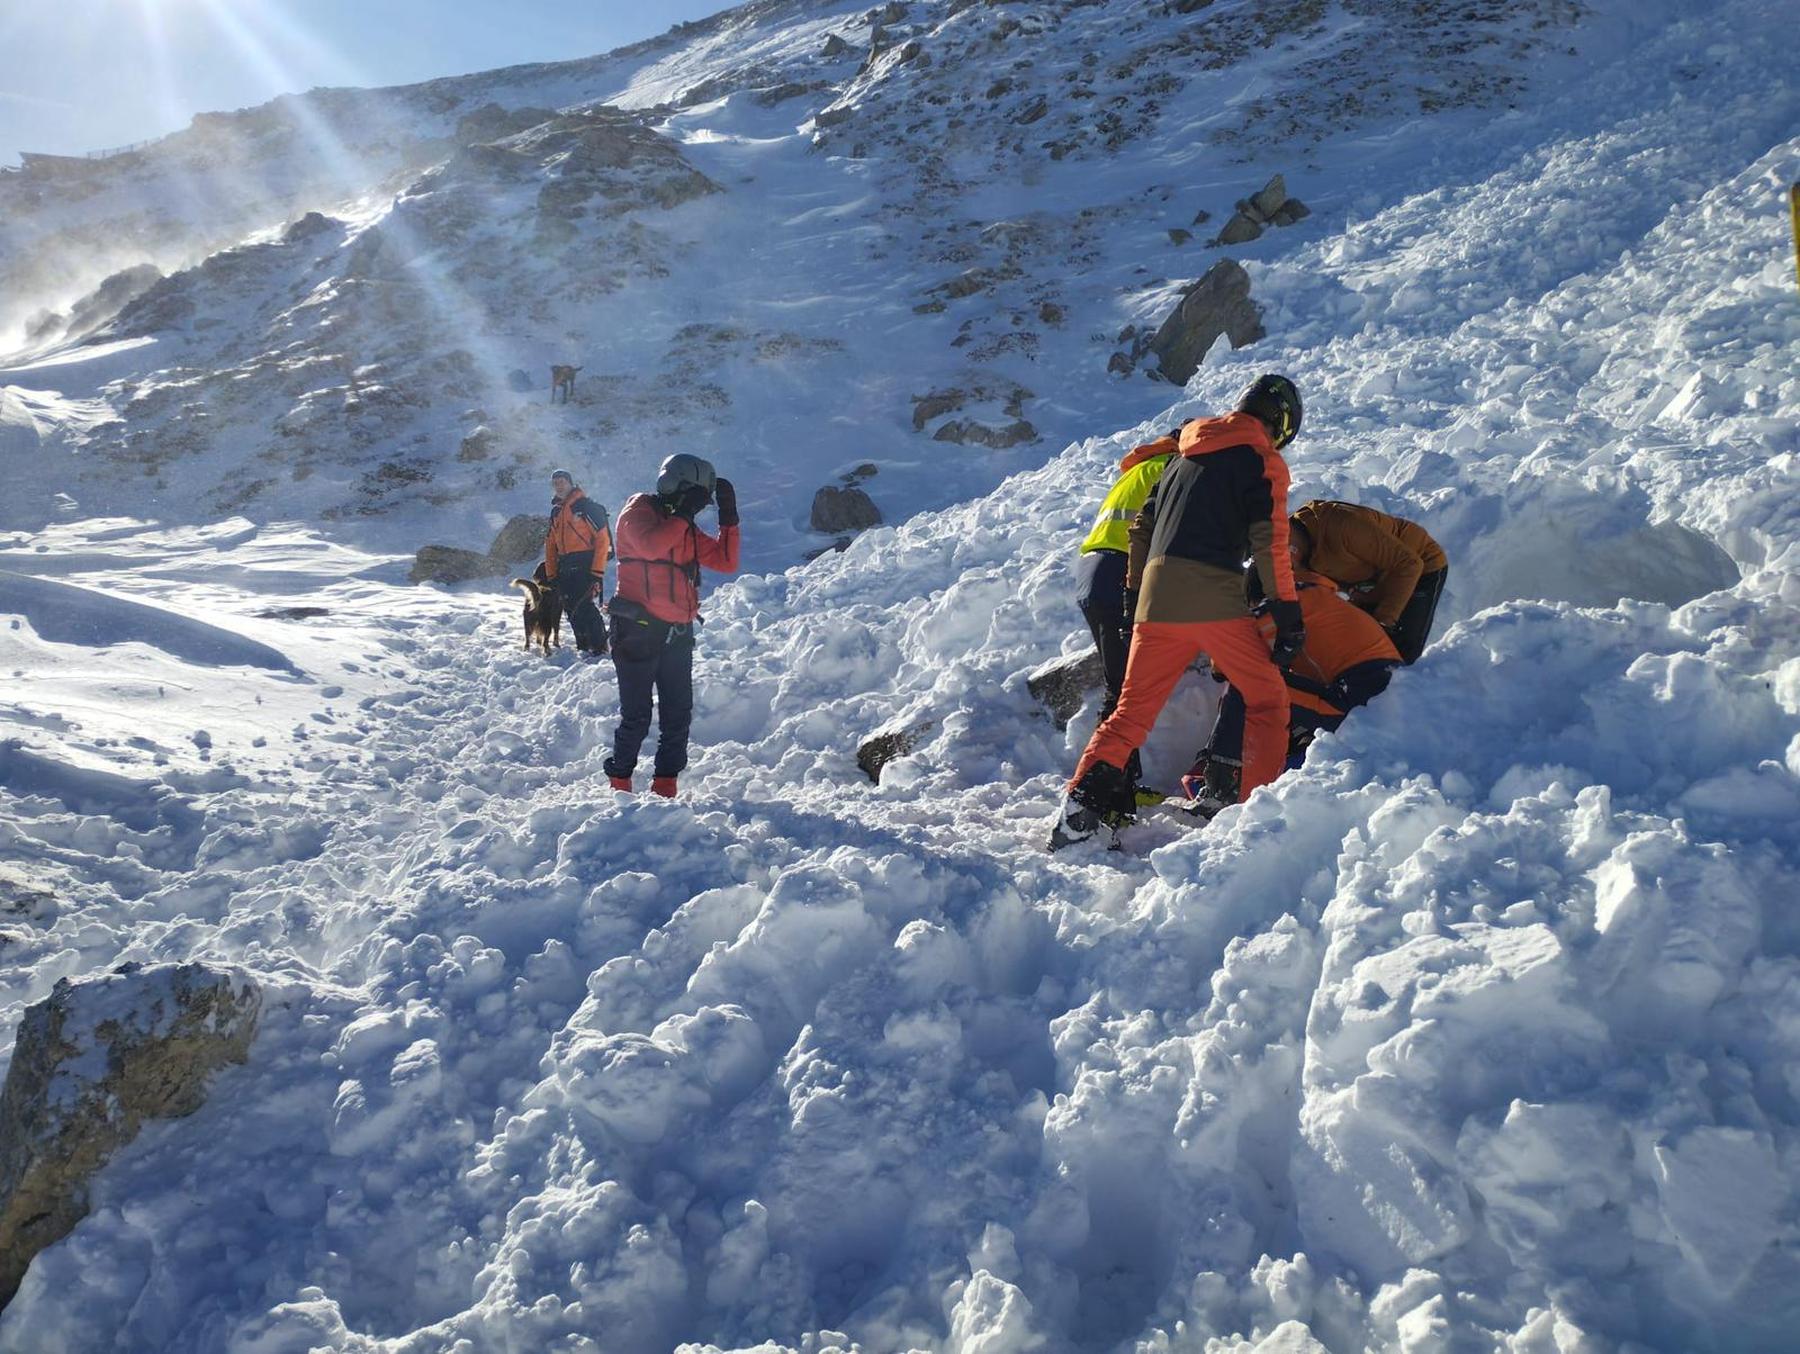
<box><xmin>510</xmin><ymin>562</ymin><xmax>563</xmax><ymax>655</ymax></box>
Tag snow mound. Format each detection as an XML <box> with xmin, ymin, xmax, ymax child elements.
<box><xmin>0</xmin><ymin>571</ymin><xmax>299</xmax><ymax>673</ymax></box>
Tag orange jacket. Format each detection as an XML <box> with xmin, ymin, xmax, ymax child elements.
<box><xmin>546</xmin><ymin>489</ymin><xmax>612</xmax><ymax>581</ymax></box>
<box><xmin>612</xmin><ymin>492</ymin><xmax>740</xmax><ymax>624</ymax></box>
<box><xmin>1259</xmin><ymin>570</ymin><xmax>1401</xmax><ymax>716</ymax></box>
<box><xmin>1292</xmin><ymin>500</ymin><xmax>1445</xmax><ymax>626</ymax></box>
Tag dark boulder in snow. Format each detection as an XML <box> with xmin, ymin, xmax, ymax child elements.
<box><xmin>1145</xmin><ymin>259</ymin><xmax>1265</xmax><ymax>385</ymax></box>
<box><xmin>487</xmin><ymin>515</ymin><xmax>550</xmax><ymax>564</ymax></box>
<box><xmin>1027</xmin><ymin>648</ymin><xmax>1106</xmax><ymax>729</ymax></box>
<box><xmin>856</xmin><ymin>716</ymin><xmax>938</xmax><ymax>784</ymax></box>
<box><xmin>810</xmin><ymin>486</ymin><xmax>883</xmax><ymax>534</ymax></box>
<box><xmin>1215</xmin><ymin>211</ymin><xmax>1265</xmax><ymax>245</ymax></box>
<box><xmin>932</xmin><ymin>419</ymin><xmax>1038</xmax><ymax>449</ymax></box>
<box><xmin>410</xmin><ymin>545</ymin><xmax>508</xmax><ymax>585</ymax></box>
<box><xmin>0</xmin><ymin>963</ymin><xmax>260</xmax><ymax>1308</ymax></box>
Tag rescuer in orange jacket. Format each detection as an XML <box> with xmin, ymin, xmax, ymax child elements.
<box><xmin>1182</xmin><ymin>568</ymin><xmax>1401</xmax><ymax>814</ymax></box>
<box><xmin>602</xmin><ymin>453</ymin><xmax>740</xmax><ymax>798</ymax></box>
<box><xmin>1050</xmin><ymin>374</ymin><xmax>1306</xmax><ymax>850</ymax></box>
<box><xmin>546</xmin><ymin>469</ymin><xmax>613</xmax><ymax>654</ymax></box>
<box><xmin>1289</xmin><ymin>499</ymin><xmax>1446</xmax><ymax>664</ymax></box>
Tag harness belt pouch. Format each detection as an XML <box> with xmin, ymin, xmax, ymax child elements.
<box><xmin>604</xmin><ymin>595</ymin><xmax>669</xmax><ymax>661</ymax></box>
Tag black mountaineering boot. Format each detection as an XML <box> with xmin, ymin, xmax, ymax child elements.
<box><xmin>1048</xmin><ymin>761</ymin><xmax>1134</xmax><ymax>850</ymax></box>
<box><xmin>1190</xmin><ymin>757</ymin><xmax>1242</xmax><ymax>819</ymax></box>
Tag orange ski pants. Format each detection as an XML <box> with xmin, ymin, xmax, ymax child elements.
<box><xmin>1069</xmin><ymin>618</ymin><xmax>1290</xmax><ymax>802</ymax></box>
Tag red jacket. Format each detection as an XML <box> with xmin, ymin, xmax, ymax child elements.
<box><xmin>611</xmin><ymin>492</ymin><xmax>740</xmax><ymax>623</ymax></box>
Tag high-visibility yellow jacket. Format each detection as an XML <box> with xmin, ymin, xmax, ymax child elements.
<box><xmin>1080</xmin><ymin>437</ymin><xmax>1178</xmax><ymax>555</ymax></box>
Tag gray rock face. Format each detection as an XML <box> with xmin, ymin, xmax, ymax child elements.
<box><xmin>810</xmin><ymin>485</ymin><xmax>883</xmax><ymax>533</ymax></box>
<box><xmin>822</xmin><ymin>33</ymin><xmax>853</xmax><ymax>58</ymax></box>
<box><xmin>1145</xmin><ymin>259</ymin><xmax>1266</xmax><ymax>386</ymax></box>
<box><xmin>0</xmin><ymin>963</ymin><xmax>260</xmax><ymax>1308</ymax></box>
<box><xmin>1027</xmin><ymin>648</ymin><xmax>1106</xmax><ymax>729</ymax></box>
<box><xmin>856</xmin><ymin>716</ymin><xmax>938</xmax><ymax>783</ymax></box>
<box><xmin>487</xmin><ymin>514</ymin><xmax>549</xmax><ymax>564</ymax></box>
<box><xmin>1216</xmin><ymin>211</ymin><xmax>1265</xmax><ymax>245</ymax></box>
<box><xmin>1249</xmin><ymin>173</ymin><xmax>1288</xmax><ymax>219</ymax></box>
<box><xmin>932</xmin><ymin>419</ymin><xmax>1038</xmax><ymax>449</ymax></box>
<box><xmin>410</xmin><ymin>544</ymin><xmax>508</xmax><ymax>585</ymax></box>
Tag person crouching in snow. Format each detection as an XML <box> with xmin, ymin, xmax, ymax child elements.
<box><xmin>1074</xmin><ymin>427</ymin><xmax>1182</xmax><ymax>791</ymax></box>
<box><xmin>1050</xmin><ymin>374</ymin><xmax>1306</xmax><ymax>850</ymax></box>
<box><xmin>1288</xmin><ymin>498</ymin><xmax>1446</xmax><ymax>664</ymax></box>
<box><xmin>1182</xmin><ymin>567</ymin><xmax>1401</xmax><ymax>815</ymax></box>
<box><xmin>547</xmin><ymin>468</ymin><xmax>612</xmax><ymax>655</ymax></box>
<box><xmin>602</xmin><ymin>453</ymin><xmax>740</xmax><ymax>798</ymax></box>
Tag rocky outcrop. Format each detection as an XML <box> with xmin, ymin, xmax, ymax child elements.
<box><xmin>487</xmin><ymin>514</ymin><xmax>549</xmax><ymax>564</ymax></box>
<box><xmin>933</xmin><ymin>419</ymin><xmax>1038</xmax><ymax>449</ymax></box>
<box><xmin>1027</xmin><ymin>648</ymin><xmax>1106</xmax><ymax>729</ymax></box>
<box><xmin>857</xmin><ymin>716</ymin><xmax>939</xmax><ymax>784</ymax></box>
<box><xmin>811</xmin><ymin>486</ymin><xmax>883</xmax><ymax>533</ymax></box>
<box><xmin>1144</xmin><ymin>259</ymin><xmax>1265</xmax><ymax>385</ymax></box>
<box><xmin>409</xmin><ymin>545</ymin><xmax>508</xmax><ymax>585</ymax></box>
<box><xmin>0</xmin><ymin>963</ymin><xmax>260</xmax><ymax>1308</ymax></box>
<box><xmin>1212</xmin><ymin>174</ymin><xmax>1311</xmax><ymax>246</ymax></box>
<box><xmin>822</xmin><ymin>33</ymin><xmax>854</xmax><ymax>58</ymax></box>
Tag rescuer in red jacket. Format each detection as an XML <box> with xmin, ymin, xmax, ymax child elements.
<box><xmin>602</xmin><ymin>453</ymin><xmax>740</xmax><ymax>798</ymax></box>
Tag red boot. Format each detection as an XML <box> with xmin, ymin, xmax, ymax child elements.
<box><xmin>651</xmin><ymin>776</ymin><xmax>677</xmax><ymax>799</ymax></box>
<box><xmin>608</xmin><ymin>775</ymin><xmax>633</xmax><ymax>792</ymax></box>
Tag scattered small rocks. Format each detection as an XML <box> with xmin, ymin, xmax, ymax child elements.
<box><xmin>1210</xmin><ymin>174</ymin><xmax>1310</xmax><ymax>246</ymax></box>
<box><xmin>933</xmin><ymin>419</ymin><xmax>1038</xmax><ymax>449</ymax></box>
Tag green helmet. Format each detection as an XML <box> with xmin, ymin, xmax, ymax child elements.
<box><xmin>1237</xmin><ymin>374</ymin><xmax>1302</xmax><ymax>449</ymax></box>
<box><xmin>656</xmin><ymin>453</ymin><xmax>716</xmax><ymax>498</ymax></box>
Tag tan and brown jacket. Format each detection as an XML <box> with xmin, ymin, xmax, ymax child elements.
<box><xmin>1291</xmin><ymin>499</ymin><xmax>1446</xmax><ymax>626</ymax></box>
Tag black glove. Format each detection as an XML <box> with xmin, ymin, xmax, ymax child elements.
<box><xmin>1121</xmin><ymin>587</ymin><xmax>1139</xmax><ymax>625</ymax></box>
<box><xmin>1267</xmin><ymin>597</ymin><xmax>1305</xmax><ymax>667</ymax></box>
<box><xmin>714</xmin><ymin>477</ymin><xmax>739</xmax><ymax>528</ymax></box>
<box><xmin>674</xmin><ymin>483</ymin><xmax>711</xmax><ymax>521</ymax></box>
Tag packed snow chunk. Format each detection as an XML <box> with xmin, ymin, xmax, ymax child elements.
<box><xmin>1449</xmin><ymin>481</ymin><xmax>1740</xmax><ymax>618</ymax></box>
<box><xmin>1455</xmin><ymin>1100</ymin><xmax>1632</xmax><ymax>1268</ymax></box>
<box><xmin>945</xmin><ymin>1269</ymin><xmax>1045</xmax><ymax>1354</ymax></box>
<box><xmin>1652</xmin><ymin>1126</ymin><xmax>1783</xmax><ymax>1298</ymax></box>
<box><xmin>0</xmin><ymin>570</ymin><xmax>301</xmax><ymax>673</ymax></box>
<box><xmin>1587</xmin><ymin>828</ymin><xmax>1759</xmax><ymax>1036</ymax></box>
<box><xmin>554</xmin><ymin>1004</ymin><xmax>764</xmax><ymax>1148</ymax></box>
<box><xmin>464</xmin><ymin>1171</ymin><xmax>687</xmax><ymax>1353</ymax></box>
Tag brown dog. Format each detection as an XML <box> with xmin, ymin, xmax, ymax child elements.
<box><xmin>510</xmin><ymin>563</ymin><xmax>563</xmax><ymax>655</ymax></box>
<box><xmin>550</xmin><ymin>364</ymin><xmax>581</xmax><ymax>403</ymax></box>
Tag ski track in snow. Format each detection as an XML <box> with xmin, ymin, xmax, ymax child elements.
<box><xmin>1</xmin><ymin>1</ymin><xmax>1799</xmax><ymax>1351</ymax></box>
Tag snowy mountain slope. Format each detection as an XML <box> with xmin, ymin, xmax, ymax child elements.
<box><xmin>0</xmin><ymin>0</ymin><xmax>1607</xmax><ymax>569</ymax></box>
<box><xmin>2</xmin><ymin>0</ymin><xmax>1799</xmax><ymax>1350</ymax></box>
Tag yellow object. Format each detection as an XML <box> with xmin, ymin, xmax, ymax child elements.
<box><xmin>1081</xmin><ymin>452</ymin><xmax>1175</xmax><ymax>554</ymax></box>
<box><xmin>1791</xmin><ymin>183</ymin><xmax>1799</xmax><ymax>293</ymax></box>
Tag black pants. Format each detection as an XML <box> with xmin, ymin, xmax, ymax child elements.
<box><xmin>605</xmin><ymin>615</ymin><xmax>695</xmax><ymax>779</ymax></box>
<box><xmin>1205</xmin><ymin>659</ymin><xmax>1397</xmax><ymax>765</ymax></box>
<box><xmin>556</xmin><ymin>569</ymin><xmax>608</xmax><ymax>653</ymax></box>
<box><xmin>1075</xmin><ymin>549</ymin><xmax>1131</xmax><ymax>720</ymax></box>
<box><xmin>1390</xmin><ymin>568</ymin><xmax>1446</xmax><ymax>665</ymax></box>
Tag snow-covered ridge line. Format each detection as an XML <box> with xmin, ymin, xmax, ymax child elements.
<box><xmin>1</xmin><ymin>0</ymin><xmax>1606</xmax><ymax>569</ymax></box>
